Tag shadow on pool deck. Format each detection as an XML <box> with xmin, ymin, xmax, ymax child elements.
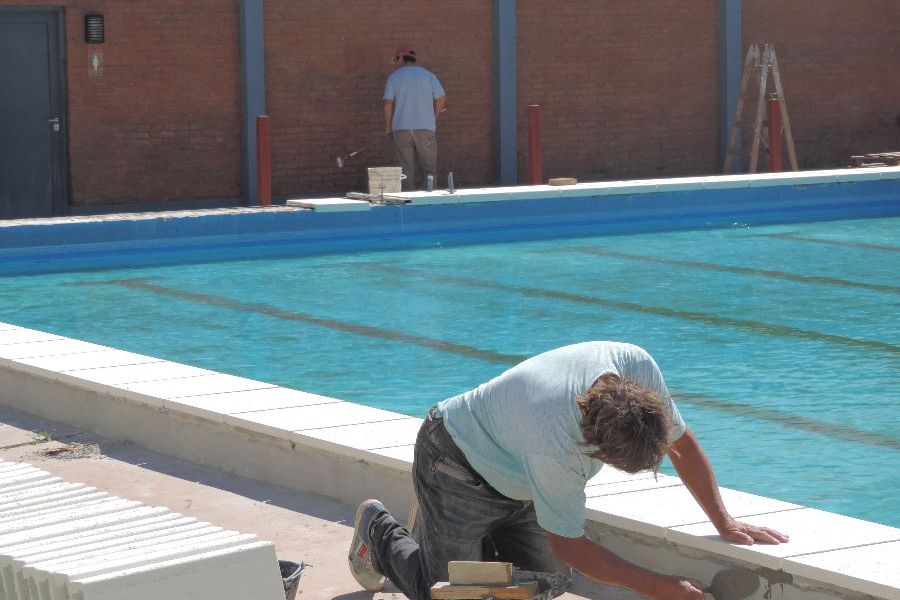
<box><xmin>0</xmin><ymin>406</ymin><xmax>639</xmax><ymax>600</ymax></box>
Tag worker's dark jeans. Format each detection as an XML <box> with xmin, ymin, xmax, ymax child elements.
<box><xmin>369</xmin><ymin>409</ymin><xmax>568</xmax><ymax>600</ymax></box>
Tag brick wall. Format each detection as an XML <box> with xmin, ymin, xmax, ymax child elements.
<box><xmin>742</xmin><ymin>0</ymin><xmax>900</xmax><ymax>170</ymax></box>
<box><xmin>516</xmin><ymin>1</ymin><xmax>721</xmax><ymax>182</ymax></box>
<box><xmin>0</xmin><ymin>0</ymin><xmax>242</xmax><ymax>206</ymax></box>
<box><xmin>264</xmin><ymin>1</ymin><xmax>494</xmax><ymax>197</ymax></box>
<box><xmin>2</xmin><ymin>1</ymin><xmax>897</xmax><ymax>208</ymax></box>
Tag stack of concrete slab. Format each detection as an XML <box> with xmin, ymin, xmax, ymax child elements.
<box><xmin>0</xmin><ymin>459</ymin><xmax>285</xmax><ymax>600</ymax></box>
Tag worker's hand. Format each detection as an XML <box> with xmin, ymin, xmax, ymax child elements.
<box><xmin>716</xmin><ymin>516</ymin><xmax>789</xmax><ymax>545</ymax></box>
<box><xmin>647</xmin><ymin>575</ymin><xmax>707</xmax><ymax>600</ymax></box>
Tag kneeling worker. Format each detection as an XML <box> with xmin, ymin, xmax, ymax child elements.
<box><xmin>349</xmin><ymin>341</ymin><xmax>788</xmax><ymax>600</ymax></box>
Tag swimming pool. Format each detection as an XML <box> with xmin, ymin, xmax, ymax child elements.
<box><xmin>0</xmin><ymin>213</ymin><xmax>897</xmax><ymax>527</ymax></box>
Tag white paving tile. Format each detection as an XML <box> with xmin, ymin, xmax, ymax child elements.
<box><xmin>167</xmin><ymin>386</ymin><xmax>340</xmax><ymax>417</ymax></box>
<box><xmin>298</xmin><ymin>417</ymin><xmax>423</xmax><ymax>452</ymax></box>
<box><xmin>15</xmin><ymin>349</ymin><xmax>162</xmax><ymax>372</ymax></box>
<box><xmin>669</xmin><ymin>508</ymin><xmax>900</xmax><ymax>569</ymax></box>
<box><xmin>558</xmin><ymin>183</ymin><xmax>612</xmax><ymax>198</ymax></box>
<box><xmin>285</xmin><ymin>198</ymin><xmax>370</xmax><ymax>212</ymax></box>
<box><xmin>585</xmin><ymin>473</ymin><xmax>682</xmax><ymax>498</ymax></box>
<box><xmin>703</xmin><ymin>174</ymin><xmax>752</xmax><ymax>189</ymax></box>
<box><xmin>121</xmin><ymin>373</ymin><xmax>277</xmax><ymax>400</ymax></box>
<box><xmin>793</xmin><ymin>171</ymin><xmax>840</xmax><ymax>185</ymax></box>
<box><xmin>368</xmin><ymin>444</ymin><xmax>415</xmax><ymax>465</ymax></box>
<box><xmin>585</xmin><ymin>484</ymin><xmax>801</xmax><ymax>539</ymax></box>
<box><xmin>0</xmin><ymin>339</ymin><xmax>109</xmax><ymax>360</ymax></box>
<box><xmin>62</xmin><ymin>362</ymin><xmax>215</xmax><ymax>386</ymax></box>
<box><xmin>0</xmin><ymin>329</ymin><xmax>63</xmax><ymax>346</ymax></box>
<box><xmin>784</xmin><ymin>541</ymin><xmax>900</xmax><ymax>600</ymax></box>
<box><xmin>586</xmin><ymin>467</ymin><xmax>657</xmax><ymax>487</ymax></box>
<box><xmin>747</xmin><ymin>172</ymin><xmax>798</xmax><ymax>187</ymax></box>
<box><xmin>654</xmin><ymin>176</ymin><xmax>709</xmax><ymax>192</ymax></box>
<box><xmin>235</xmin><ymin>401</ymin><xmax>407</xmax><ymax>433</ymax></box>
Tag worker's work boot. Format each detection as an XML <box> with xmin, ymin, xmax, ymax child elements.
<box><xmin>348</xmin><ymin>499</ymin><xmax>387</xmax><ymax>591</ymax></box>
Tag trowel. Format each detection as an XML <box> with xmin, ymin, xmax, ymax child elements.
<box><xmin>704</xmin><ymin>567</ymin><xmax>761</xmax><ymax>600</ymax></box>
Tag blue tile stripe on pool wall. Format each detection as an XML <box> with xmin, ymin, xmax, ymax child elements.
<box><xmin>0</xmin><ymin>178</ymin><xmax>898</xmax><ymax>276</ymax></box>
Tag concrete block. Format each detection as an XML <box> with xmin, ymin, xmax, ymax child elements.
<box><xmin>0</xmin><ymin>462</ymin><xmax>284</xmax><ymax>600</ymax></box>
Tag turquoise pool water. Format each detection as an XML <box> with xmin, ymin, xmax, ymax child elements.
<box><xmin>1</xmin><ymin>216</ymin><xmax>898</xmax><ymax>527</ymax></box>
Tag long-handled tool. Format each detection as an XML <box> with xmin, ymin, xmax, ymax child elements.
<box><xmin>336</xmin><ymin>134</ymin><xmax>388</xmax><ymax>168</ymax></box>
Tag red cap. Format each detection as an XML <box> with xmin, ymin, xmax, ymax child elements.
<box><xmin>394</xmin><ymin>47</ymin><xmax>416</xmax><ymax>62</ymax></box>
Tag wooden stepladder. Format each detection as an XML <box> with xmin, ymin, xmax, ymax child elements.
<box><xmin>723</xmin><ymin>44</ymin><xmax>799</xmax><ymax>173</ymax></box>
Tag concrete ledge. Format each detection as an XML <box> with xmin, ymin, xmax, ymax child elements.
<box><xmin>1</xmin><ymin>323</ymin><xmax>898</xmax><ymax>599</ymax></box>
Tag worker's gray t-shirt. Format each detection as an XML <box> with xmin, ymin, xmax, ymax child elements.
<box><xmin>384</xmin><ymin>65</ymin><xmax>445</xmax><ymax>131</ymax></box>
<box><xmin>436</xmin><ymin>341</ymin><xmax>686</xmax><ymax>538</ymax></box>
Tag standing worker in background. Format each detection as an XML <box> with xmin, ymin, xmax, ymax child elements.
<box><xmin>384</xmin><ymin>47</ymin><xmax>447</xmax><ymax>191</ymax></box>
<box><xmin>349</xmin><ymin>341</ymin><xmax>789</xmax><ymax>600</ymax></box>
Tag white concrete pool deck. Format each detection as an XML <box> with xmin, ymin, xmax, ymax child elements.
<box><xmin>0</xmin><ymin>166</ymin><xmax>896</xmax><ymax>223</ymax></box>
<box><xmin>0</xmin><ymin>322</ymin><xmax>898</xmax><ymax>599</ymax></box>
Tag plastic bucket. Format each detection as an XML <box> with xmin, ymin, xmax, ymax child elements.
<box><xmin>367</xmin><ymin>166</ymin><xmax>406</xmax><ymax>195</ymax></box>
<box><xmin>279</xmin><ymin>560</ymin><xmax>305</xmax><ymax>600</ymax></box>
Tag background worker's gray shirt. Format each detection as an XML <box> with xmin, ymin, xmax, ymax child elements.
<box><xmin>437</xmin><ymin>341</ymin><xmax>686</xmax><ymax>538</ymax></box>
<box><xmin>384</xmin><ymin>65</ymin><xmax>445</xmax><ymax>131</ymax></box>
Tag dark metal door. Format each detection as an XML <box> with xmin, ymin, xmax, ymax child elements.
<box><xmin>0</xmin><ymin>8</ymin><xmax>68</xmax><ymax>219</ymax></box>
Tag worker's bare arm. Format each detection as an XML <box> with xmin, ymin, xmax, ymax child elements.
<box><xmin>383</xmin><ymin>100</ymin><xmax>394</xmax><ymax>136</ymax></box>
<box><xmin>668</xmin><ymin>427</ymin><xmax>789</xmax><ymax>545</ymax></box>
<box><xmin>434</xmin><ymin>95</ymin><xmax>447</xmax><ymax>123</ymax></box>
<box><xmin>547</xmin><ymin>533</ymin><xmax>705</xmax><ymax>600</ymax></box>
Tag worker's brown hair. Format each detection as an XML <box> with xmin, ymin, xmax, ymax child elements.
<box><xmin>577</xmin><ymin>373</ymin><xmax>670</xmax><ymax>473</ymax></box>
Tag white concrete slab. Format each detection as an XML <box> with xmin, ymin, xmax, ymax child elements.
<box><xmin>0</xmin><ymin>339</ymin><xmax>108</xmax><ymax>360</ymax></box>
<box><xmin>784</xmin><ymin>541</ymin><xmax>900</xmax><ymax>600</ymax></box>
<box><xmin>67</xmin><ymin>542</ymin><xmax>285</xmax><ymax>600</ymax></box>
<box><xmin>0</xmin><ymin>330</ymin><xmax>63</xmax><ymax>346</ymax></box>
<box><xmin>669</xmin><ymin>508</ymin><xmax>900</xmax><ymax>568</ymax></box>
<box><xmin>585</xmin><ymin>473</ymin><xmax>682</xmax><ymax>498</ymax></box>
<box><xmin>62</xmin><ymin>361</ymin><xmax>215</xmax><ymax>386</ymax></box>
<box><xmin>236</xmin><ymin>401</ymin><xmax>410</xmax><ymax>433</ymax></box>
<box><xmin>286</xmin><ymin>198</ymin><xmax>371</xmax><ymax>212</ymax></box>
<box><xmin>368</xmin><ymin>444</ymin><xmax>415</xmax><ymax>466</ymax></box>
<box><xmin>585</xmin><ymin>484</ymin><xmax>801</xmax><ymax>539</ymax></box>
<box><xmin>298</xmin><ymin>417</ymin><xmax>423</xmax><ymax>452</ymax></box>
<box><xmin>15</xmin><ymin>349</ymin><xmax>162</xmax><ymax>372</ymax></box>
<box><xmin>121</xmin><ymin>373</ymin><xmax>278</xmax><ymax>400</ymax></box>
<box><xmin>654</xmin><ymin>176</ymin><xmax>710</xmax><ymax>192</ymax></box>
<box><xmin>702</xmin><ymin>174</ymin><xmax>753</xmax><ymax>190</ymax></box>
<box><xmin>792</xmin><ymin>170</ymin><xmax>841</xmax><ymax>185</ymax></box>
<box><xmin>585</xmin><ymin>467</ymin><xmax>657</xmax><ymax>486</ymax></box>
<box><xmin>747</xmin><ymin>172</ymin><xmax>798</xmax><ymax>187</ymax></box>
<box><xmin>168</xmin><ymin>386</ymin><xmax>341</xmax><ymax>418</ymax></box>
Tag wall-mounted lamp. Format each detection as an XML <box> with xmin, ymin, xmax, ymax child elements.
<box><xmin>84</xmin><ymin>13</ymin><xmax>105</xmax><ymax>44</ymax></box>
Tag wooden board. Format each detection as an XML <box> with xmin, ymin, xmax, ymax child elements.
<box><xmin>448</xmin><ymin>561</ymin><xmax>513</xmax><ymax>585</ymax></box>
<box><xmin>430</xmin><ymin>581</ymin><xmax>539</xmax><ymax>599</ymax></box>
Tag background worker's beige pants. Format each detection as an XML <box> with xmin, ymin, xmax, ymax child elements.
<box><xmin>392</xmin><ymin>129</ymin><xmax>437</xmax><ymax>191</ymax></box>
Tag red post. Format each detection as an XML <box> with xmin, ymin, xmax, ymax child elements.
<box><xmin>256</xmin><ymin>115</ymin><xmax>272</xmax><ymax>206</ymax></box>
<box><xmin>527</xmin><ymin>104</ymin><xmax>542</xmax><ymax>185</ymax></box>
<box><xmin>766</xmin><ymin>93</ymin><xmax>782</xmax><ymax>173</ymax></box>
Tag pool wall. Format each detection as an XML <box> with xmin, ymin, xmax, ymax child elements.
<box><xmin>1</xmin><ymin>323</ymin><xmax>898</xmax><ymax>600</ymax></box>
<box><xmin>0</xmin><ymin>167</ymin><xmax>898</xmax><ymax>276</ymax></box>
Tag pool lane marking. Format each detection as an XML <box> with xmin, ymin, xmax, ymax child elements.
<box><xmin>99</xmin><ymin>278</ymin><xmax>522</xmax><ymax>365</ymax></box>
<box><xmin>675</xmin><ymin>392</ymin><xmax>900</xmax><ymax>451</ymax></box>
<box><xmin>75</xmin><ymin>279</ymin><xmax>900</xmax><ymax>451</ymax></box>
<box><xmin>756</xmin><ymin>232</ymin><xmax>900</xmax><ymax>253</ymax></box>
<box><xmin>368</xmin><ymin>265</ymin><xmax>900</xmax><ymax>357</ymax></box>
<box><xmin>555</xmin><ymin>247</ymin><xmax>900</xmax><ymax>295</ymax></box>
